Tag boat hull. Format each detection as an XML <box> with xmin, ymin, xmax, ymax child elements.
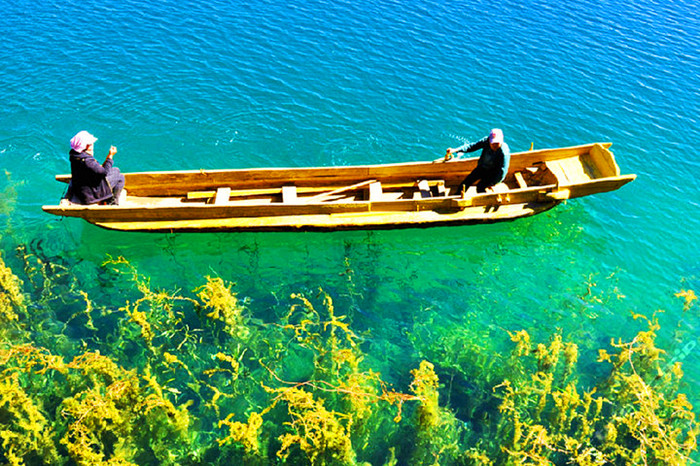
<box><xmin>88</xmin><ymin>201</ymin><xmax>558</xmax><ymax>232</ymax></box>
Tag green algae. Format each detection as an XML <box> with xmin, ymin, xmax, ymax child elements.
<box><xmin>0</xmin><ymin>250</ymin><xmax>697</xmax><ymax>465</ymax></box>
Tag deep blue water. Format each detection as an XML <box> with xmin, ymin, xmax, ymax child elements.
<box><xmin>2</xmin><ymin>0</ymin><xmax>699</xmax><ymax>420</ymax></box>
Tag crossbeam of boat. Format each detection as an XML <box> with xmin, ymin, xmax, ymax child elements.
<box><xmin>185</xmin><ymin>179</ymin><xmax>450</xmax><ymax>204</ymax></box>
<box><xmin>303</xmin><ymin>179</ymin><xmax>377</xmax><ymax>203</ymax></box>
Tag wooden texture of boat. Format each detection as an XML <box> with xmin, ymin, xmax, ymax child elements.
<box><xmin>42</xmin><ymin>143</ymin><xmax>636</xmax><ymax>232</ymax></box>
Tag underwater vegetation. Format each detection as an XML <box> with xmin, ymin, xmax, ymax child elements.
<box><xmin>0</xmin><ymin>244</ymin><xmax>698</xmax><ymax>465</ymax></box>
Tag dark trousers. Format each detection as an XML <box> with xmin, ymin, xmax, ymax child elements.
<box><xmin>106</xmin><ymin>167</ymin><xmax>125</xmax><ymax>204</ymax></box>
<box><xmin>461</xmin><ymin>166</ymin><xmax>500</xmax><ymax>193</ymax></box>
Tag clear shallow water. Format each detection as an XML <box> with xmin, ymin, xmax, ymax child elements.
<box><xmin>1</xmin><ymin>0</ymin><xmax>699</xmax><ymax>455</ymax></box>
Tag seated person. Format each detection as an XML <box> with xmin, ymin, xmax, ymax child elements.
<box><xmin>446</xmin><ymin>128</ymin><xmax>511</xmax><ymax>194</ymax></box>
<box><xmin>67</xmin><ymin>130</ymin><xmax>125</xmax><ymax>205</ymax></box>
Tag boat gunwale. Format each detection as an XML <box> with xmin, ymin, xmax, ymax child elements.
<box><xmin>53</xmin><ymin>142</ymin><xmax>614</xmax><ymax>183</ymax></box>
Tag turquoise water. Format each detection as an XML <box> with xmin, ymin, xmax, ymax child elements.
<box><xmin>1</xmin><ymin>0</ymin><xmax>699</xmax><ymax>460</ymax></box>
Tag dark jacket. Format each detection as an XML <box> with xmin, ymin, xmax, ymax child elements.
<box><xmin>455</xmin><ymin>137</ymin><xmax>511</xmax><ymax>183</ymax></box>
<box><xmin>68</xmin><ymin>149</ymin><xmax>114</xmax><ymax>204</ymax></box>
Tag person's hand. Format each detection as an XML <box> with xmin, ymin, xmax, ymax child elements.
<box><xmin>108</xmin><ymin>146</ymin><xmax>117</xmax><ymax>158</ymax></box>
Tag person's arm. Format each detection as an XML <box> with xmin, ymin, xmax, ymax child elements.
<box><xmin>445</xmin><ymin>137</ymin><xmax>487</xmax><ymax>160</ymax></box>
<box><xmin>84</xmin><ymin>156</ymin><xmax>109</xmax><ymax>176</ymax></box>
<box><xmin>462</xmin><ymin>137</ymin><xmax>488</xmax><ymax>153</ymax></box>
<box><xmin>102</xmin><ymin>146</ymin><xmax>117</xmax><ymax>169</ymax></box>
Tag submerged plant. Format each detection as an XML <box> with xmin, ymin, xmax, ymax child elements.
<box><xmin>406</xmin><ymin>360</ymin><xmax>463</xmax><ymax>465</ymax></box>
<box><xmin>218</xmin><ymin>411</ymin><xmax>263</xmax><ymax>456</ymax></box>
<box><xmin>0</xmin><ymin>252</ymin><xmax>24</xmax><ymax>328</ymax></box>
<box><xmin>195</xmin><ymin>276</ymin><xmax>249</xmax><ymax>340</ymax></box>
<box><xmin>482</xmin><ymin>313</ymin><xmax>699</xmax><ymax>465</ymax></box>
<box><xmin>0</xmin><ymin>346</ymin><xmax>193</xmax><ymax>465</ymax></box>
<box><xmin>274</xmin><ymin>386</ymin><xmax>355</xmax><ymax>464</ymax></box>
<box><xmin>257</xmin><ymin>291</ymin><xmax>413</xmax><ymax>463</ymax></box>
<box><xmin>0</xmin><ymin>250</ymin><xmax>697</xmax><ymax>465</ymax></box>
<box><xmin>675</xmin><ymin>288</ymin><xmax>697</xmax><ymax>312</ymax></box>
<box><xmin>0</xmin><ymin>372</ymin><xmax>60</xmax><ymax>465</ymax></box>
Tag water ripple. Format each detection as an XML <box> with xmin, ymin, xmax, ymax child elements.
<box><xmin>1</xmin><ymin>1</ymin><xmax>699</xmax><ymax>397</ymax></box>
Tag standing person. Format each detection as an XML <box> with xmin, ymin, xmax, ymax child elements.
<box><xmin>67</xmin><ymin>130</ymin><xmax>125</xmax><ymax>205</ymax></box>
<box><xmin>446</xmin><ymin>128</ymin><xmax>511</xmax><ymax>194</ymax></box>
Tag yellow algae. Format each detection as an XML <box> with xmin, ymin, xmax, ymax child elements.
<box><xmin>218</xmin><ymin>411</ymin><xmax>263</xmax><ymax>454</ymax></box>
<box><xmin>488</xmin><ymin>313</ymin><xmax>698</xmax><ymax>465</ymax></box>
<box><xmin>63</xmin><ymin>290</ymin><xmax>98</xmax><ymax>332</ymax></box>
<box><xmin>195</xmin><ymin>276</ymin><xmax>249</xmax><ymax>339</ymax></box>
<box><xmin>275</xmin><ymin>387</ymin><xmax>355</xmax><ymax>464</ymax></box>
<box><xmin>675</xmin><ymin>289</ymin><xmax>697</xmax><ymax>312</ymax></box>
<box><xmin>410</xmin><ymin>360</ymin><xmax>440</xmax><ymax>429</ymax></box>
<box><xmin>203</xmin><ymin>352</ymin><xmax>240</xmax><ymax>380</ymax></box>
<box><xmin>408</xmin><ymin>360</ymin><xmax>462</xmax><ymax>464</ymax></box>
<box><xmin>0</xmin><ymin>251</ymin><xmax>696</xmax><ymax>464</ymax></box>
<box><xmin>0</xmin><ymin>373</ymin><xmax>60</xmax><ymax>465</ymax></box>
<box><xmin>0</xmin><ymin>253</ymin><xmax>24</xmax><ymax>326</ymax></box>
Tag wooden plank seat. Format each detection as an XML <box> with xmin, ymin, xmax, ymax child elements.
<box><xmin>214</xmin><ymin>187</ymin><xmax>231</xmax><ymax>205</ymax></box>
<box><xmin>461</xmin><ymin>182</ymin><xmax>509</xmax><ymax>198</ymax></box>
<box><xmin>463</xmin><ymin>185</ymin><xmax>478</xmax><ymax>197</ymax></box>
<box><xmin>413</xmin><ymin>180</ymin><xmax>430</xmax><ymax>199</ymax></box>
<box><xmin>368</xmin><ymin>181</ymin><xmax>383</xmax><ymax>202</ymax></box>
<box><xmin>282</xmin><ymin>185</ymin><xmax>299</xmax><ymax>204</ymax></box>
<box><xmin>413</xmin><ymin>179</ymin><xmax>451</xmax><ymax>199</ymax></box>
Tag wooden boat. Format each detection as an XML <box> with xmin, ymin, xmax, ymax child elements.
<box><xmin>42</xmin><ymin>143</ymin><xmax>636</xmax><ymax>232</ymax></box>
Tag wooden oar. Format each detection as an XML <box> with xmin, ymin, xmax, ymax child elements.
<box><xmin>303</xmin><ymin>179</ymin><xmax>376</xmax><ymax>204</ymax></box>
<box><xmin>434</xmin><ymin>149</ymin><xmax>462</xmax><ymax>163</ymax></box>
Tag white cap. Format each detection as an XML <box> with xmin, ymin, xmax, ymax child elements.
<box><xmin>70</xmin><ymin>131</ymin><xmax>97</xmax><ymax>152</ymax></box>
<box><xmin>489</xmin><ymin>128</ymin><xmax>504</xmax><ymax>144</ymax></box>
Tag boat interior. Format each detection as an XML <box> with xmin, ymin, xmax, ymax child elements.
<box><xmin>118</xmin><ymin>161</ymin><xmax>560</xmax><ymax>209</ymax></box>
